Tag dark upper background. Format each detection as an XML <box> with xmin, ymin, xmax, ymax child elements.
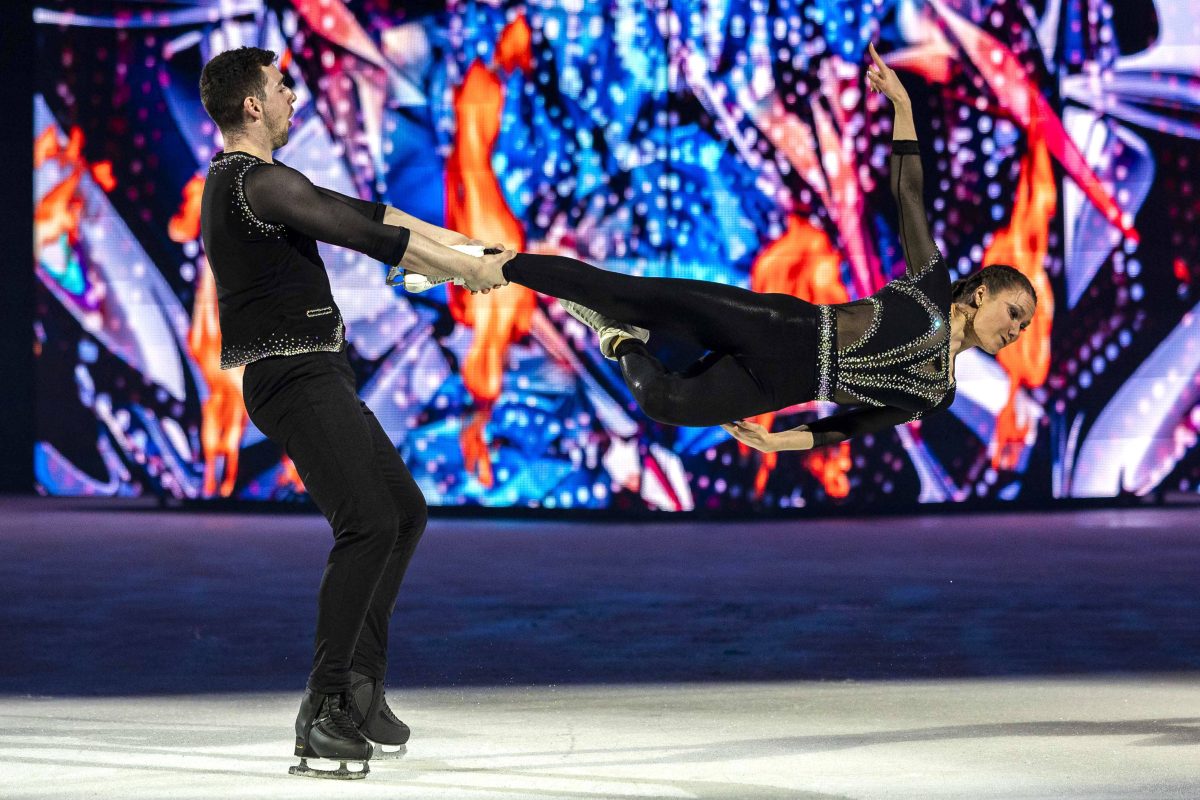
<box><xmin>1</xmin><ymin>2</ymin><xmax>35</xmax><ymax>493</ymax></box>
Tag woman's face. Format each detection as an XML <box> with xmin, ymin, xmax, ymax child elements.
<box><xmin>970</xmin><ymin>285</ymin><xmax>1036</xmax><ymax>354</ymax></box>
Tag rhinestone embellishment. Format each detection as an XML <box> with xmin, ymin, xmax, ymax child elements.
<box><xmin>220</xmin><ymin>312</ymin><xmax>345</xmax><ymax>370</ymax></box>
<box><xmin>818</xmin><ymin>248</ymin><xmax>952</xmax><ymax>415</ymax></box>
<box><xmin>209</xmin><ymin>152</ymin><xmax>287</xmax><ymax>239</ymax></box>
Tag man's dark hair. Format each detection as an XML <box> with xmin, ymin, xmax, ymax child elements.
<box><xmin>199</xmin><ymin>47</ymin><xmax>277</xmax><ymax>136</ymax></box>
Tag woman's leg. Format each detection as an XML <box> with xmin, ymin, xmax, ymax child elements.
<box><xmin>503</xmin><ymin>253</ymin><xmax>808</xmax><ymax>355</ymax></box>
<box><xmin>615</xmin><ymin>340</ymin><xmax>779</xmax><ymax>426</ymax></box>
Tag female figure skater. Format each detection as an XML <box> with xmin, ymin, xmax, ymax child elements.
<box><xmin>461</xmin><ymin>44</ymin><xmax>1037</xmax><ymax>451</ymax></box>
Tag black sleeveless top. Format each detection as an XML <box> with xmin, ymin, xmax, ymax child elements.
<box><xmin>807</xmin><ymin>140</ymin><xmax>956</xmax><ymax>446</ymax></box>
<box><xmin>199</xmin><ymin>151</ymin><xmax>410</xmax><ymax>369</ymax></box>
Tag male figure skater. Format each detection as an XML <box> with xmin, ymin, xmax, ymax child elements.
<box><xmin>198</xmin><ymin>46</ymin><xmax>510</xmax><ymax>778</ymax></box>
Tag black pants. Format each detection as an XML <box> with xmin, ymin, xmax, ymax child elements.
<box><xmin>243</xmin><ymin>349</ymin><xmax>427</xmax><ymax>694</ymax></box>
<box><xmin>503</xmin><ymin>254</ymin><xmax>820</xmax><ymax>426</ymax></box>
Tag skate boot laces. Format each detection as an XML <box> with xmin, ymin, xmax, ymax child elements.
<box><xmin>377</xmin><ymin>694</ymin><xmax>403</xmax><ymax>727</ymax></box>
<box><xmin>323</xmin><ymin>694</ymin><xmax>365</xmax><ymax>740</ymax></box>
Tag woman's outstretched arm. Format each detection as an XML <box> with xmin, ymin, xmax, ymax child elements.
<box><xmin>722</xmin><ymin>404</ymin><xmax>919</xmax><ymax>452</ymax></box>
<box><xmin>867</xmin><ymin>43</ymin><xmax>941</xmax><ymax>277</ymax></box>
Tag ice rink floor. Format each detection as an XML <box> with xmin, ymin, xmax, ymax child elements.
<box><xmin>1</xmin><ymin>497</ymin><xmax>1197</xmax><ymax>798</ymax></box>
<box><xmin>3</xmin><ymin>679</ymin><xmax>1197</xmax><ymax>799</ymax></box>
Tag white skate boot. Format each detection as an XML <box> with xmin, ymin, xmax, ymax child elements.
<box><xmin>559</xmin><ymin>300</ymin><xmax>649</xmax><ymax>360</ymax></box>
<box><xmin>387</xmin><ymin>244</ymin><xmax>487</xmax><ymax>292</ymax></box>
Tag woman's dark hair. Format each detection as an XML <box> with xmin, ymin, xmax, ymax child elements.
<box><xmin>951</xmin><ymin>264</ymin><xmax>1037</xmax><ymax>307</ymax></box>
<box><xmin>199</xmin><ymin>47</ymin><xmax>277</xmax><ymax>136</ymax></box>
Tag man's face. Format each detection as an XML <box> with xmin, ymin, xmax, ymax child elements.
<box><xmin>258</xmin><ymin>64</ymin><xmax>296</xmax><ymax>149</ymax></box>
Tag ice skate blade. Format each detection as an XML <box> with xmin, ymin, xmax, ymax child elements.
<box><xmin>288</xmin><ymin>757</ymin><xmax>369</xmax><ymax>780</ymax></box>
<box><xmin>369</xmin><ymin>742</ymin><xmax>407</xmax><ymax>760</ymax></box>
<box><xmin>384</xmin><ymin>268</ymin><xmax>457</xmax><ymax>292</ymax></box>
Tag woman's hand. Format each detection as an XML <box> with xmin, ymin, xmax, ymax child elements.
<box><xmin>463</xmin><ymin>249</ymin><xmax>515</xmax><ymax>293</ymax></box>
<box><xmin>720</xmin><ymin>419</ymin><xmax>777</xmax><ymax>453</ymax></box>
<box><xmin>451</xmin><ymin>239</ymin><xmax>514</xmax><ymax>292</ymax></box>
<box><xmin>781</xmin><ymin>425</ymin><xmax>816</xmax><ymax>452</ymax></box>
<box><xmin>866</xmin><ymin>42</ymin><xmax>910</xmax><ymax>106</ymax></box>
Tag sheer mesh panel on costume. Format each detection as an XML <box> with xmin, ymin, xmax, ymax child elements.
<box><xmin>890</xmin><ymin>140</ymin><xmax>940</xmax><ymax>277</ymax></box>
<box><xmin>243</xmin><ymin>160</ymin><xmax>409</xmax><ymax>266</ymax></box>
<box><xmin>814</xmin><ymin>139</ymin><xmax>954</xmax><ymax>433</ymax></box>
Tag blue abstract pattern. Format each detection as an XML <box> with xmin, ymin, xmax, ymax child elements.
<box><xmin>33</xmin><ymin>1</ymin><xmax>1200</xmax><ymax>510</ymax></box>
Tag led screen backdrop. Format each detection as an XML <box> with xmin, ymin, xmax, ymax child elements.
<box><xmin>33</xmin><ymin>1</ymin><xmax>1200</xmax><ymax>511</ymax></box>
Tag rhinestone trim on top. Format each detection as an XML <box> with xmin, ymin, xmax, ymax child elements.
<box><xmin>220</xmin><ymin>313</ymin><xmax>345</xmax><ymax>370</ymax></box>
<box><xmin>822</xmin><ymin>249</ymin><xmax>953</xmax><ymax>413</ymax></box>
<box><xmin>910</xmin><ymin>247</ymin><xmax>943</xmax><ymax>280</ymax></box>
<box><xmin>209</xmin><ymin>153</ymin><xmax>287</xmax><ymax>239</ymax></box>
<box><xmin>816</xmin><ymin>305</ymin><xmax>835</xmax><ymax>401</ymax></box>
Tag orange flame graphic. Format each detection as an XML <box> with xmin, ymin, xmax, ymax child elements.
<box><xmin>445</xmin><ymin>15</ymin><xmax>536</xmax><ymax>488</ymax></box>
<box><xmin>984</xmin><ymin>115</ymin><xmax>1057</xmax><ymax>471</ymax></box>
<box><xmin>169</xmin><ymin>175</ymin><xmax>205</xmax><ymax>244</ymax></box>
<box><xmin>34</xmin><ymin>125</ymin><xmax>114</xmax><ymax>251</ymax></box>
<box><xmin>175</xmin><ymin>178</ymin><xmax>249</xmax><ymax>498</ymax></box>
<box><xmin>186</xmin><ymin>255</ymin><xmax>248</xmax><ymax>498</ymax></box>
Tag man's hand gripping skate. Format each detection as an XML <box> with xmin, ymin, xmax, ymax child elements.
<box><xmin>387</xmin><ymin>239</ymin><xmax>514</xmax><ymax>294</ymax></box>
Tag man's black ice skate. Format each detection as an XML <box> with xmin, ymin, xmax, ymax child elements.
<box><xmin>289</xmin><ymin>689</ymin><xmax>373</xmax><ymax>779</ymax></box>
<box><xmin>348</xmin><ymin>670</ymin><xmax>410</xmax><ymax>759</ymax></box>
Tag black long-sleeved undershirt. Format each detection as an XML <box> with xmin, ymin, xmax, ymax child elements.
<box><xmin>242</xmin><ymin>160</ymin><xmax>410</xmax><ymax>265</ymax></box>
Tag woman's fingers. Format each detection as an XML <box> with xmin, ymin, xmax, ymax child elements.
<box><xmin>868</xmin><ymin>42</ymin><xmax>886</xmax><ymax>72</ymax></box>
<box><xmin>867</xmin><ymin>43</ymin><xmax>896</xmax><ymax>96</ymax></box>
<box><xmin>725</xmin><ymin>421</ymin><xmax>767</xmax><ymax>443</ymax></box>
<box><xmin>865</xmin><ymin>62</ymin><xmax>886</xmax><ymax>94</ymax></box>
<box><xmin>722</xmin><ymin>422</ymin><xmax>750</xmax><ymax>440</ymax></box>
<box><xmin>722</xmin><ymin>421</ymin><xmax>772</xmax><ymax>453</ymax></box>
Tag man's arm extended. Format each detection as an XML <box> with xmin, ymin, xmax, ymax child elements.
<box><xmin>298</xmin><ymin>172</ymin><xmax>491</xmax><ymax>250</ymax></box>
<box><xmin>383</xmin><ymin>207</ymin><xmax>482</xmax><ymax>248</ymax></box>
<box><xmin>243</xmin><ymin>162</ymin><xmax>511</xmax><ymax>289</ymax></box>
<box><xmin>245</xmin><ymin>162</ymin><xmax>410</xmax><ymax>264</ymax></box>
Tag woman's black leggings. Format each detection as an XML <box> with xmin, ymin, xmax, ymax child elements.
<box><xmin>243</xmin><ymin>349</ymin><xmax>427</xmax><ymax>695</ymax></box>
<box><xmin>503</xmin><ymin>254</ymin><xmax>821</xmax><ymax>426</ymax></box>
